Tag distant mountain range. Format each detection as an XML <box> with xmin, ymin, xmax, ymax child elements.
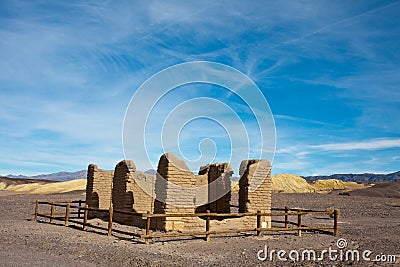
<box><xmin>144</xmin><ymin>169</ymin><xmax>157</xmax><ymax>175</ymax></box>
<box><xmin>4</xmin><ymin>170</ymin><xmax>400</xmax><ymax>183</ymax></box>
<box><xmin>6</xmin><ymin>170</ymin><xmax>87</xmax><ymax>182</ymax></box>
<box><xmin>303</xmin><ymin>171</ymin><xmax>400</xmax><ymax>182</ymax></box>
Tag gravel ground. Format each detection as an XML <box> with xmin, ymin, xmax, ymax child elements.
<box><xmin>0</xmin><ymin>190</ymin><xmax>399</xmax><ymax>266</ymax></box>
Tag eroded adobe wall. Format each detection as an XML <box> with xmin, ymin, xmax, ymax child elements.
<box><xmin>85</xmin><ymin>164</ymin><xmax>114</xmax><ymax>219</ymax></box>
<box><xmin>112</xmin><ymin>160</ymin><xmax>155</xmax><ymax>226</ymax></box>
<box><xmin>131</xmin><ymin>171</ymin><xmax>156</xmax><ymax>212</ymax></box>
<box><xmin>153</xmin><ymin>153</ymin><xmax>203</xmax><ymax>231</ymax></box>
<box><xmin>196</xmin><ymin>163</ymin><xmax>233</xmax><ymax>213</ymax></box>
<box><xmin>194</xmin><ymin>167</ymin><xmax>208</xmax><ymax>213</ymax></box>
<box><xmin>208</xmin><ymin>163</ymin><xmax>233</xmax><ymax>213</ymax></box>
<box><xmin>238</xmin><ymin>159</ymin><xmax>272</xmax><ymax>228</ymax></box>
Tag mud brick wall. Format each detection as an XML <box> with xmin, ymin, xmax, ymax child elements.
<box><xmin>85</xmin><ymin>164</ymin><xmax>114</xmax><ymax>219</ymax></box>
<box><xmin>194</xmin><ymin>171</ymin><xmax>208</xmax><ymax>213</ymax></box>
<box><xmin>112</xmin><ymin>160</ymin><xmax>155</xmax><ymax>226</ymax></box>
<box><xmin>208</xmin><ymin>163</ymin><xmax>233</xmax><ymax>213</ymax></box>
<box><xmin>238</xmin><ymin>159</ymin><xmax>272</xmax><ymax>228</ymax></box>
<box><xmin>196</xmin><ymin>163</ymin><xmax>233</xmax><ymax>213</ymax></box>
<box><xmin>153</xmin><ymin>153</ymin><xmax>202</xmax><ymax>231</ymax></box>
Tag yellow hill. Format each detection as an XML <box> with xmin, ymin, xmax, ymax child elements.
<box><xmin>231</xmin><ymin>174</ymin><xmax>316</xmax><ymax>193</ymax></box>
<box><xmin>311</xmin><ymin>179</ymin><xmax>346</xmax><ymax>191</ymax></box>
<box><xmin>311</xmin><ymin>179</ymin><xmax>366</xmax><ymax>191</ymax></box>
<box><xmin>343</xmin><ymin>181</ymin><xmax>367</xmax><ymax>190</ymax></box>
<box><xmin>230</xmin><ymin>175</ymin><xmax>366</xmax><ymax>194</ymax></box>
<box><xmin>1</xmin><ymin>179</ymin><xmax>86</xmax><ymax>194</ymax></box>
<box><xmin>272</xmin><ymin>174</ymin><xmax>316</xmax><ymax>193</ymax></box>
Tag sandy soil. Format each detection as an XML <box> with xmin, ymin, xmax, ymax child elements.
<box><xmin>1</xmin><ymin>190</ymin><xmax>399</xmax><ymax>266</ymax></box>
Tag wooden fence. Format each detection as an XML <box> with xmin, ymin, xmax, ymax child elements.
<box><xmin>34</xmin><ymin>200</ymin><xmax>85</xmax><ymax>226</ymax></box>
<box><xmin>34</xmin><ymin>200</ymin><xmax>339</xmax><ymax>244</ymax></box>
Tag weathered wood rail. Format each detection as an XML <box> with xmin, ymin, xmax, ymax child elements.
<box><xmin>34</xmin><ymin>200</ymin><xmax>339</xmax><ymax>244</ymax></box>
<box><xmin>34</xmin><ymin>200</ymin><xmax>85</xmax><ymax>225</ymax></box>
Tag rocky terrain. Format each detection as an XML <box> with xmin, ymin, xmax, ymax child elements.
<box><xmin>340</xmin><ymin>181</ymin><xmax>400</xmax><ymax>198</ymax></box>
<box><xmin>0</xmin><ymin>185</ymin><xmax>399</xmax><ymax>266</ymax></box>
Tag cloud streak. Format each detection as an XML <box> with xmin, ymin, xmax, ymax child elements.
<box><xmin>311</xmin><ymin>138</ymin><xmax>400</xmax><ymax>151</ymax></box>
<box><xmin>278</xmin><ymin>0</ymin><xmax>400</xmax><ymax>47</ymax></box>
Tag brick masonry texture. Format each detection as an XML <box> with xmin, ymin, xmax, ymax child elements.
<box><xmin>153</xmin><ymin>153</ymin><xmax>202</xmax><ymax>231</ymax></box>
<box><xmin>85</xmin><ymin>164</ymin><xmax>114</xmax><ymax>219</ymax></box>
<box><xmin>196</xmin><ymin>162</ymin><xmax>233</xmax><ymax>214</ymax></box>
<box><xmin>112</xmin><ymin>160</ymin><xmax>155</xmax><ymax>227</ymax></box>
<box><xmin>239</xmin><ymin>159</ymin><xmax>272</xmax><ymax>227</ymax></box>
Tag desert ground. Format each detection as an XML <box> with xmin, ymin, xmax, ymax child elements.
<box><xmin>1</xmin><ymin>180</ymin><xmax>399</xmax><ymax>266</ymax></box>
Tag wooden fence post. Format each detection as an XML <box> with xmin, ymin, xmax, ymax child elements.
<box><xmin>284</xmin><ymin>206</ymin><xmax>289</xmax><ymax>228</ymax></box>
<box><xmin>145</xmin><ymin>211</ymin><xmax>151</xmax><ymax>245</ymax></box>
<box><xmin>333</xmin><ymin>209</ymin><xmax>339</xmax><ymax>236</ymax></box>
<box><xmin>65</xmin><ymin>203</ymin><xmax>70</xmax><ymax>226</ymax></box>
<box><xmin>256</xmin><ymin>210</ymin><xmax>261</xmax><ymax>236</ymax></box>
<box><xmin>83</xmin><ymin>204</ymin><xmax>88</xmax><ymax>230</ymax></box>
<box><xmin>206</xmin><ymin>210</ymin><xmax>211</xmax><ymax>242</ymax></box>
<box><xmin>108</xmin><ymin>205</ymin><xmax>113</xmax><ymax>236</ymax></box>
<box><xmin>78</xmin><ymin>200</ymin><xmax>82</xmax><ymax>218</ymax></box>
<box><xmin>50</xmin><ymin>202</ymin><xmax>55</xmax><ymax>223</ymax></box>
<box><xmin>297</xmin><ymin>211</ymin><xmax>302</xmax><ymax>237</ymax></box>
<box><xmin>34</xmin><ymin>200</ymin><xmax>39</xmax><ymax>222</ymax></box>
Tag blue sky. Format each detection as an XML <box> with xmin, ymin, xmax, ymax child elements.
<box><xmin>0</xmin><ymin>0</ymin><xmax>399</xmax><ymax>176</ymax></box>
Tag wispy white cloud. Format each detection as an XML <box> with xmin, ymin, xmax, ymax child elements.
<box><xmin>311</xmin><ymin>138</ymin><xmax>400</xmax><ymax>151</ymax></box>
<box><xmin>276</xmin><ymin>138</ymin><xmax>400</xmax><ymax>157</ymax></box>
<box><xmin>273</xmin><ymin>137</ymin><xmax>400</xmax><ymax>175</ymax></box>
<box><xmin>277</xmin><ymin>1</ymin><xmax>400</xmax><ymax>47</ymax></box>
<box><xmin>274</xmin><ymin>114</ymin><xmax>339</xmax><ymax>127</ymax></box>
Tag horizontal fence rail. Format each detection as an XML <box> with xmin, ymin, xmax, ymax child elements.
<box><xmin>34</xmin><ymin>201</ymin><xmax>339</xmax><ymax>244</ymax></box>
<box><xmin>34</xmin><ymin>200</ymin><xmax>85</xmax><ymax>226</ymax></box>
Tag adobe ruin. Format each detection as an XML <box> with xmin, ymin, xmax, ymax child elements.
<box><xmin>85</xmin><ymin>164</ymin><xmax>114</xmax><ymax>219</ymax></box>
<box><xmin>85</xmin><ymin>153</ymin><xmax>272</xmax><ymax>231</ymax></box>
<box><xmin>111</xmin><ymin>160</ymin><xmax>155</xmax><ymax>227</ymax></box>
<box><xmin>239</xmin><ymin>159</ymin><xmax>272</xmax><ymax>227</ymax></box>
<box><xmin>196</xmin><ymin>162</ymin><xmax>233</xmax><ymax>214</ymax></box>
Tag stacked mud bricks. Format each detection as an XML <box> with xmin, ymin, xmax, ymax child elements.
<box><xmin>239</xmin><ymin>159</ymin><xmax>272</xmax><ymax>228</ymax></box>
<box><xmin>112</xmin><ymin>160</ymin><xmax>155</xmax><ymax>227</ymax></box>
<box><xmin>86</xmin><ymin>153</ymin><xmax>272</xmax><ymax>231</ymax></box>
<box><xmin>85</xmin><ymin>164</ymin><xmax>114</xmax><ymax>219</ymax></box>
<box><xmin>196</xmin><ymin>163</ymin><xmax>233</xmax><ymax>213</ymax></box>
<box><xmin>153</xmin><ymin>153</ymin><xmax>201</xmax><ymax>231</ymax></box>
